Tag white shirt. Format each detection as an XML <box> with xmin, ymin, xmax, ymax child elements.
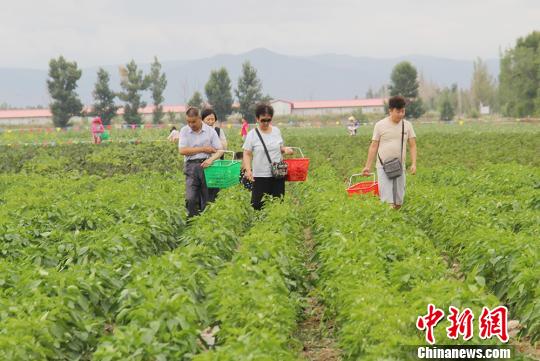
<box><xmin>178</xmin><ymin>123</ymin><xmax>223</xmax><ymax>161</ymax></box>
<box><xmin>214</xmin><ymin>127</ymin><xmax>227</xmax><ymax>149</ymax></box>
<box><xmin>243</xmin><ymin>127</ymin><xmax>284</xmax><ymax>178</ymax></box>
<box><xmin>372</xmin><ymin>117</ymin><xmax>416</xmax><ymax>167</ymax></box>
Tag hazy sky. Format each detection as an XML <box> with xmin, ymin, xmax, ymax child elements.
<box><xmin>1</xmin><ymin>0</ymin><xmax>538</xmax><ymax>68</ymax></box>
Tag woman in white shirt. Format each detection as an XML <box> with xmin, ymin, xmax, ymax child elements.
<box><xmin>202</xmin><ymin>108</ymin><xmax>227</xmax><ymax>149</ymax></box>
<box><xmin>243</xmin><ymin>103</ymin><xmax>293</xmax><ymax>210</ymax></box>
<box><xmin>202</xmin><ymin>108</ymin><xmax>227</xmax><ymax>202</ymax></box>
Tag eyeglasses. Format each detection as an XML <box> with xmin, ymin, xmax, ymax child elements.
<box><xmin>260</xmin><ymin>118</ymin><xmax>272</xmax><ymax>123</ymax></box>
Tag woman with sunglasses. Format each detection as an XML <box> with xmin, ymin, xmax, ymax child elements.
<box><xmin>243</xmin><ymin>103</ymin><xmax>293</xmax><ymax>210</ymax></box>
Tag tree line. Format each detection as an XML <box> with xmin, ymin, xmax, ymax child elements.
<box><xmin>47</xmin><ymin>57</ymin><xmax>269</xmax><ymax>127</ymax></box>
<box><xmin>377</xmin><ymin>31</ymin><xmax>540</xmax><ymax>121</ymax></box>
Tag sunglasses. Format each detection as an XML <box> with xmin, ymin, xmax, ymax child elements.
<box><xmin>260</xmin><ymin>118</ymin><xmax>272</xmax><ymax>123</ymax></box>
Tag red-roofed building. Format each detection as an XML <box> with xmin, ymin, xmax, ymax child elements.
<box><xmin>116</xmin><ymin>105</ymin><xmax>186</xmax><ymax>115</ymax></box>
<box><xmin>0</xmin><ymin>108</ymin><xmax>52</xmax><ymax>126</ymax></box>
<box><xmin>0</xmin><ymin>105</ymin><xmax>187</xmax><ymax>126</ymax></box>
<box><xmin>271</xmin><ymin>98</ymin><xmax>385</xmax><ymax>116</ymax></box>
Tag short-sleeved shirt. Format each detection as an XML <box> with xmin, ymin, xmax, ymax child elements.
<box><xmin>178</xmin><ymin>123</ymin><xmax>223</xmax><ymax>161</ymax></box>
<box><xmin>372</xmin><ymin>117</ymin><xmax>416</xmax><ymax>167</ymax></box>
<box><xmin>214</xmin><ymin>127</ymin><xmax>227</xmax><ymax>148</ymax></box>
<box><xmin>243</xmin><ymin>126</ymin><xmax>284</xmax><ymax>178</ymax></box>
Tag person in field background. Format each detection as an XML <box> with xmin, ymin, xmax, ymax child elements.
<box><xmin>91</xmin><ymin>117</ymin><xmax>105</xmax><ymax>144</ymax></box>
<box><xmin>167</xmin><ymin>126</ymin><xmax>180</xmax><ymax>143</ymax></box>
<box><xmin>362</xmin><ymin>95</ymin><xmax>417</xmax><ymax>209</ymax></box>
<box><xmin>241</xmin><ymin>118</ymin><xmax>249</xmax><ymax>140</ymax></box>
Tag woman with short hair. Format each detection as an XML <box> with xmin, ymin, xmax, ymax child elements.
<box><xmin>243</xmin><ymin>103</ymin><xmax>293</xmax><ymax>210</ymax></box>
<box><xmin>202</xmin><ymin>108</ymin><xmax>227</xmax><ymax>149</ymax></box>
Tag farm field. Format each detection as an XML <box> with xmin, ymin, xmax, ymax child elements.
<box><xmin>0</xmin><ymin>122</ymin><xmax>538</xmax><ymax>360</ymax></box>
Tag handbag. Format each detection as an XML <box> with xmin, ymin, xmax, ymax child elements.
<box><xmin>240</xmin><ymin>169</ymin><xmax>254</xmax><ymax>190</ymax></box>
<box><xmin>255</xmin><ymin>128</ymin><xmax>288</xmax><ymax>179</ymax></box>
<box><xmin>377</xmin><ymin>120</ymin><xmax>405</xmax><ymax>180</ymax></box>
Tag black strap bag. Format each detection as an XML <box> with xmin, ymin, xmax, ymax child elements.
<box><xmin>377</xmin><ymin>120</ymin><xmax>405</xmax><ymax>180</ymax></box>
<box><xmin>255</xmin><ymin>128</ymin><xmax>288</xmax><ymax>179</ymax></box>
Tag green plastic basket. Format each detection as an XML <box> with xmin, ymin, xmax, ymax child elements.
<box><xmin>204</xmin><ymin>151</ymin><xmax>241</xmax><ymax>189</ymax></box>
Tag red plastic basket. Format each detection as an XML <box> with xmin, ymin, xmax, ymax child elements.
<box><xmin>346</xmin><ymin>173</ymin><xmax>379</xmax><ymax>197</ymax></box>
<box><xmin>284</xmin><ymin>147</ymin><xmax>310</xmax><ymax>182</ymax></box>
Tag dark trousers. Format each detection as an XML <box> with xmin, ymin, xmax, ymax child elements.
<box><xmin>251</xmin><ymin>177</ymin><xmax>285</xmax><ymax>210</ymax></box>
<box><xmin>184</xmin><ymin>160</ymin><xmax>209</xmax><ymax>218</ymax></box>
<box><xmin>207</xmin><ymin>187</ymin><xmax>220</xmax><ymax>203</ymax></box>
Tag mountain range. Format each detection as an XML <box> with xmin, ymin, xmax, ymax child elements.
<box><xmin>0</xmin><ymin>48</ymin><xmax>499</xmax><ymax>107</ymax></box>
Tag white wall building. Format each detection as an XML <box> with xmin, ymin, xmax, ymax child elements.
<box><xmin>271</xmin><ymin>100</ymin><xmax>293</xmax><ymax>116</ymax></box>
<box><xmin>271</xmin><ymin>98</ymin><xmax>385</xmax><ymax>116</ymax></box>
